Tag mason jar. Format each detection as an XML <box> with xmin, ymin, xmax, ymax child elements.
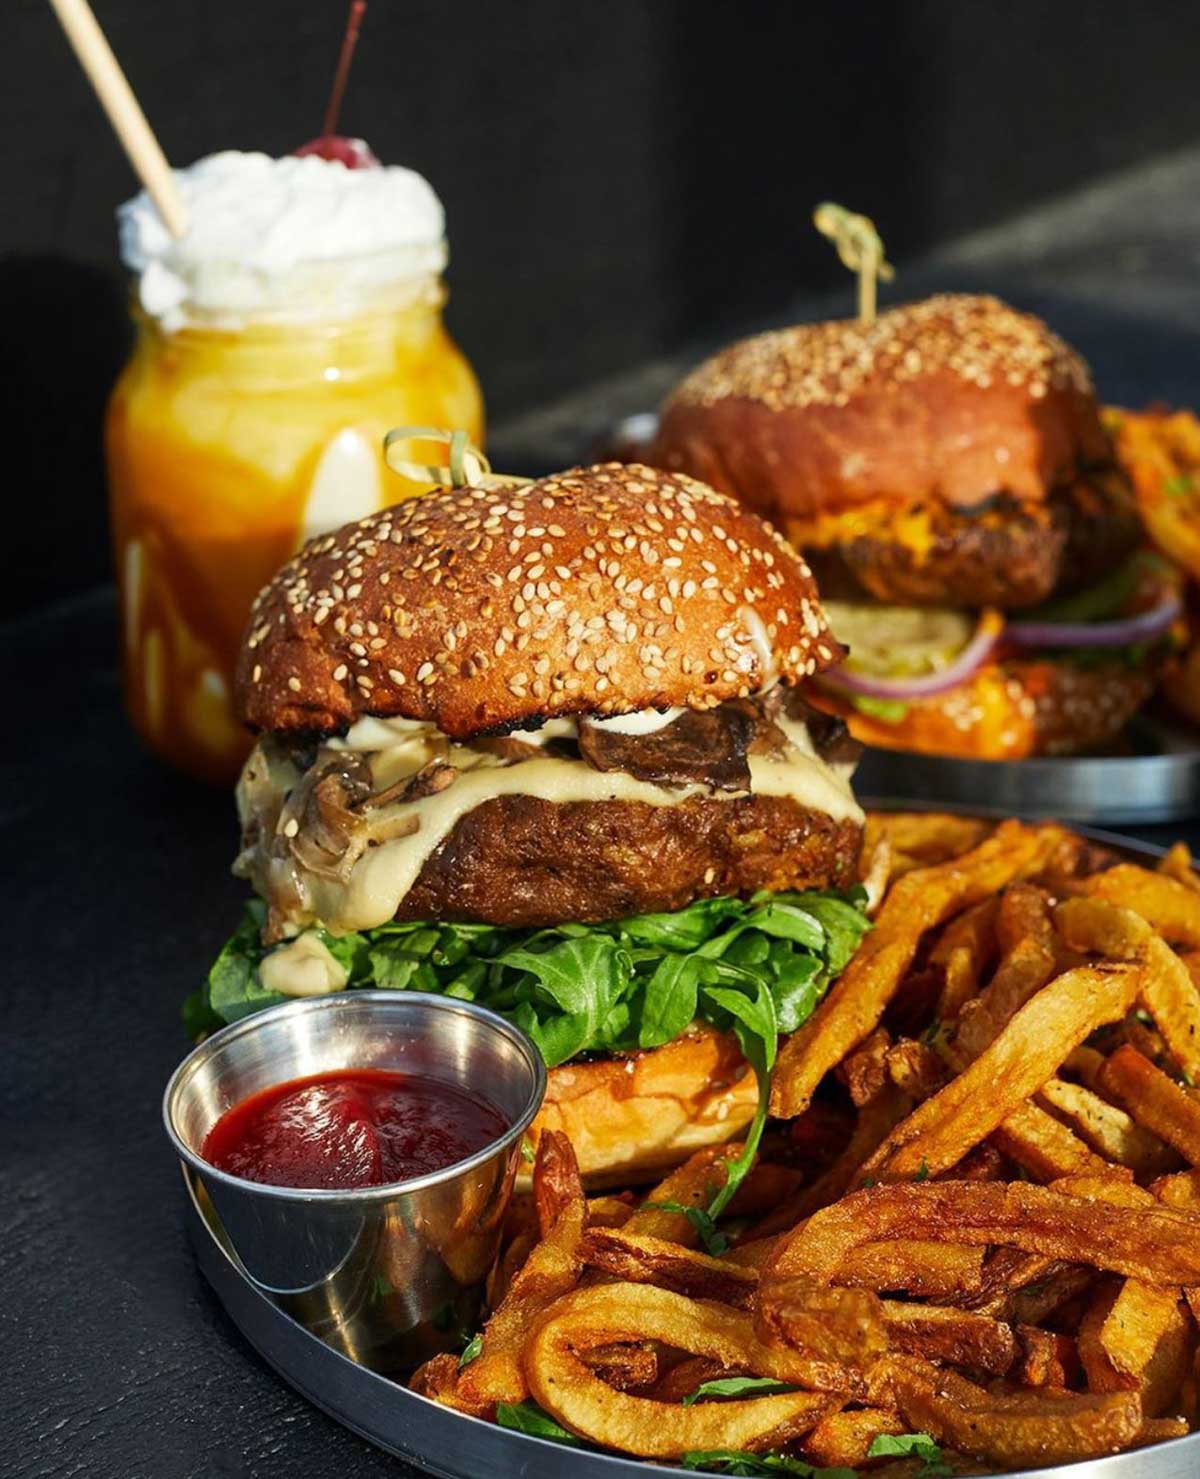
<box><xmin>107</xmin><ymin>154</ymin><xmax>483</xmax><ymax>784</ymax></box>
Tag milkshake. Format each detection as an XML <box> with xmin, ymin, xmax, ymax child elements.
<box><xmin>106</xmin><ymin>149</ymin><xmax>482</xmax><ymax>783</ymax></box>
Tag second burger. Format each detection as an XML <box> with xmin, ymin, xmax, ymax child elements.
<box><xmin>654</xmin><ymin>293</ymin><xmax>1181</xmax><ymax>760</ymax></box>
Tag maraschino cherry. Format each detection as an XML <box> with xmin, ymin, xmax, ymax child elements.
<box><xmin>294</xmin><ymin>1</ymin><xmax>378</xmax><ymax>169</ymax></box>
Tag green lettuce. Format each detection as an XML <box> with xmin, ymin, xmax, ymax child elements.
<box><xmin>189</xmin><ymin>885</ymin><xmax>870</xmax><ymax>1211</ymax></box>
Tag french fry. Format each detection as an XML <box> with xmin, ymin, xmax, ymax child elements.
<box><xmin>1100</xmin><ymin>1044</ymin><xmax>1200</xmax><ymax>1166</ymax></box>
<box><xmin>1008</xmin><ymin>1265</ymin><xmax>1099</xmax><ymax>1328</ymax></box>
<box><xmin>930</xmin><ymin>897</ymin><xmax>1000</xmax><ymax>1022</ymax></box>
<box><xmin>752</xmin><ymin>1277</ymin><xmax>888</xmax><ymax>1368</ymax></box>
<box><xmin>486</xmin><ymin>1229</ymin><xmax>536</xmax><ymax>1310</ymax></box>
<box><xmin>879</xmin><ymin>1300</ymin><xmax>1016</xmax><ymax>1376</ymax></box>
<box><xmin>1151</xmin><ymin>1166</ymin><xmax>1200</xmax><ymax>1209</ymax></box>
<box><xmin>873</xmin><ymin>1352</ymin><xmax>1143</xmax><ymax>1468</ymax></box>
<box><xmin>862</xmin><ymin>965</ymin><xmax>1140</xmax><ymax>1182</ymax></box>
<box><xmin>1058</xmin><ymin>894</ymin><xmax>1200</xmax><ymax>1084</ymax></box>
<box><xmin>1037</xmin><ymin>1077</ymin><xmax>1179</xmax><ymax>1176</ymax></box>
<box><xmin>1018</xmin><ymin>1326</ymin><xmax>1079</xmax><ymax>1389</ymax></box>
<box><xmin>523</xmin><ymin>1284</ymin><xmax>840</xmax><ymax>1458</ymax></box>
<box><xmin>771</xmin><ymin>821</ymin><xmax>1066</xmax><ymax>1118</ymax></box>
<box><xmin>410</xmin><ymin>1352</ymin><xmax>468</xmax><ymax>1408</ymax></box>
<box><xmin>760</xmin><ymin>1183</ymin><xmax>1200</xmax><ymax>1328</ymax></box>
<box><xmin>991</xmin><ymin>1100</ymin><xmax>1118</xmax><ymax>1182</ymax></box>
<box><xmin>581</xmin><ymin>1227</ymin><xmax>757</xmax><ymax>1310</ymax></box>
<box><xmin>800</xmin><ymin>1407</ymin><xmax>907</xmax><ymax>1468</ymax></box>
<box><xmin>953</xmin><ymin>884</ymin><xmax>1058</xmax><ymax>1060</ymax></box>
<box><xmin>721</xmin><ymin>1162</ymin><xmax>804</xmax><ymax>1219</ymax></box>
<box><xmin>863</xmin><ymin>811</ymin><xmax>991</xmax><ymax>873</ymax></box>
<box><xmin>1137</xmin><ymin>1417</ymin><xmax>1191</xmax><ymax>1445</ymax></box>
<box><xmin>586</xmin><ymin>1194</ymin><xmax>635</xmax><ymax>1229</ymax></box>
<box><xmin>455</xmin><ymin>1131</ymin><xmax>587</xmax><ymax>1412</ymax></box>
<box><xmin>1080</xmin><ymin>864</ymin><xmax>1200</xmax><ymax>947</ymax></box>
<box><xmin>1079</xmin><ymin>1276</ymin><xmax>1192</xmax><ymax>1416</ymax></box>
<box><xmin>837</xmin><ymin>1027</ymin><xmax>892</xmax><ymax>1108</ymax></box>
<box><xmin>582</xmin><ymin>1342</ymin><xmax>659</xmax><ymax>1394</ymax></box>
<box><xmin>837</xmin><ymin>1239</ymin><xmax>986</xmax><ymax>1300</ymax></box>
<box><xmin>1140</xmin><ymin>940</ymin><xmax>1200</xmax><ymax>1086</ymax></box>
<box><xmin>622</xmin><ymin>1146</ymin><xmax>738</xmax><ymax>1245</ymax></box>
<box><xmin>885</xmin><ymin>1038</ymin><xmax>949</xmax><ymax>1101</ymax></box>
<box><xmin>1159</xmin><ymin>841</ymin><xmax>1200</xmax><ymax>893</ymax></box>
<box><xmin>1063</xmin><ymin>1042</ymin><xmax>1111</xmax><ymax>1090</ymax></box>
<box><xmin>759</xmin><ymin>1084</ymin><xmax>911</xmax><ymax>1231</ymax></box>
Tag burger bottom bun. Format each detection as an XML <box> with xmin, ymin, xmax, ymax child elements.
<box><xmin>816</xmin><ymin>658</ymin><xmax>1155</xmax><ymax>761</ymax></box>
<box><xmin>529</xmin><ymin>1026</ymin><xmax>758</xmax><ymax>1187</ymax></box>
<box><xmin>396</xmin><ymin>791</ymin><xmax>862</xmax><ymax>928</ymax></box>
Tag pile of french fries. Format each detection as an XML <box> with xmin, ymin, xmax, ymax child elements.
<box><xmin>412</xmin><ymin>814</ymin><xmax>1200</xmax><ymax>1473</ymax></box>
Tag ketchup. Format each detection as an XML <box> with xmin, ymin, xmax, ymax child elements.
<box><xmin>202</xmin><ymin>1069</ymin><xmax>508</xmax><ymax>1190</ymax></box>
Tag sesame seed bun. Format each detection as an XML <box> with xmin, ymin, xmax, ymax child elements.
<box><xmin>237</xmin><ymin>462</ymin><xmax>842</xmax><ymax>739</ymax></box>
<box><xmin>652</xmin><ymin>294</ymin><xmax>1111</xmax><ymax>526</ymax></box>
<box><xmin>531</xmin><ymin>1026</ymin><xmax>759</xmax><ymax>1187</ymax></box>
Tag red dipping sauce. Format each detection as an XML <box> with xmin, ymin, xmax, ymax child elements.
<box><xmin>202</xmin><ymin>1069</ymin><xmax>509</xmax><ymax>1190</ymax></box>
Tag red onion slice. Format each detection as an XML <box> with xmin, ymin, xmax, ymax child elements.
<box><xmin>1006</xmin><ymin>593</ymin><xmax>1182</xmax><ymax>650</ymax></box>
<box><xmin>820</xmin><ymin>609</ymin><xmax>1005</xmax><ymax>700</ymax></box>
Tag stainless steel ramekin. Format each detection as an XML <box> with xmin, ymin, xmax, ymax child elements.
<box><xmin>164</xmin><ymin>991</ymin><xmax>545</xmax><ymax>1373</ymax></box>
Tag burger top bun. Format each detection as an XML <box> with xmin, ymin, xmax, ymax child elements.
<box><xmin>653</xmin><ymin>294</ymin><xmax>1111</xmax><ymax>524</ymax></box>
<box><xmin>238</xmin><ymin>462</ymin><xmax>842</xmax><ymax>739</ymax></box>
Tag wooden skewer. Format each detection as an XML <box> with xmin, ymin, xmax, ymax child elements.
<box><xmin>813</xmin><ymin>202</ymin><xmax>894</xmax><ymax>326</ymax></box>
<box><xmin>48</xmin><ymin>0</ymin><xmax>188</xmax><ymax>238</ymax></box>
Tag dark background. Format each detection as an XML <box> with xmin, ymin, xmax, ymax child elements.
<box><xmin>7</xmin><ymin>0</ymin><xmax>1200</xmax><ymax>618</ymax></box>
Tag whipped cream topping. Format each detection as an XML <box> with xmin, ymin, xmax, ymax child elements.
<box><xmin>118</xmin><ymin>150</ymin><xmax>447</xmax><ymax>330</ymax></box>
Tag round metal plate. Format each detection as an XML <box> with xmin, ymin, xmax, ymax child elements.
<box><xmin>856</xmin><ymin>715</ymin><xmax>1200</xmax><ymax>825</ymax></box>
<box><xmin>187</xmin><ymin>1171</ymin><xmax>1200</xmax><ymax>1479</ymax></box>
<box><xmin>183</xmin><ymin>817</ymin><xmax>1200</xmax><ymax>1479</ymax></box>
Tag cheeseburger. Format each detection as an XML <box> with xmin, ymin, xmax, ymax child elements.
<box><xmin>654</xmin><ymin>294</ymin><xmax>1180</xmax><ymax>759</ymax></box>
<box><xmin>193</xmin><ymin>461</ymin><xmax>869</xmax><ymax>1185</ymax></box>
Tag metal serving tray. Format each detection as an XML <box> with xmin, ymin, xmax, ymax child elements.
<box><xmin>184</xmin><ymin>1029</ymin><xmax>1199</xmax><ymax>1479</ymax></box>
<box><xmin>856</xmin><ymin>715</ymin><xmax>1200</xmax><ymax>826</ymax></box>
<box><xmin>595</xmin><ymin>412</ymin><xmax>1200</xmax><ymax>827</ymax></box>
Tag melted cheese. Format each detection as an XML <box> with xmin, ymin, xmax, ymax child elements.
<box><xmin>258</xmin><ymin>931</ymin><xmax>349</xmax><ymax>996</ymax></box>
<box><xmin>242</xmin><ymin>718</ymin><xmax>863</xmax><ymax>935</ymax></box>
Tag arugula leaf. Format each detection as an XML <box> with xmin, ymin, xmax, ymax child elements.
<box><xmin>682</xmin><ymin>1450</ymin><xmax>854</xmax><ymax>1477</ymax></box>
<box><xmin>682</xmin><ymin>1376</ymin><xmax>796</xmax><ymax>1406</ymax></box>
<box><xmin>741</xmin><ymin>900</ymin><xmax>825</xmax><ymax>950</ymax></box>
<box><xmin>639</xmin><ymin>952</ymin><xmax>702</xmax><ymax>1048</ymax></box>
<box><xmin>195</xmin><ymin>886</ymin><xmax>871</xmax><ymax>1216</ymax></box>
<box><xmin>622</xmin><ymin>896</ymin><xmax>743</xmax><ymax>950</ymax></box>
<box><xmin>207</xmin><ymin>901</ymin><xmax>287</xmax><ymax>1023</ymax></box>
<box><xmin>458</xmin><ymin>1332</ymin><xmax>482</xmax><ymax>1368</ymax></box>
<box><xmin>641</xmin><ymin>1200</ymin><xmax>729</xmax><ymax>1258</ymax></box>
<box><xmin>868</xmin><ymin>1431</ymin><xmax>952</xmax><ymax>1475</ymax></box>
<box><xmin>700</xmin><ymin>977</ymin><xmax>777</xmax><ymax>1220</ymax></box>
<box><xmin>495</xmin><ymin>1401</ymin><xmax>577</xmax><ymax>1443</ymax></box>
<box><xmin>767</xmin><ymin>952</ymin><xmax>822</xmax><ymax>1034</ymax></box>
<box><xmin>497</xmin><ymin>936</ymin><xmax>630</xmax><ymax>1017</ymax></box>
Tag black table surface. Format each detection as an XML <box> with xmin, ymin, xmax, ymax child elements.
<box><xmin>9</xmin><ymin>152</ymin><xmax>1200</xmax><ymax>1478</ymax></box>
